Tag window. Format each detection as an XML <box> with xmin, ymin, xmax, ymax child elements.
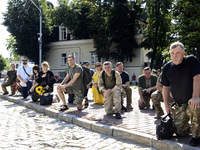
<box><xmin>59</xmin><ymin>26</ymin><xmax>67</xmax><ymax>40</ymax></box>
<box><xmin>61</xmin><ymin>53</ymin><xmax>67</xmax><ymax>65</ymax></box>
<box><xmin>91</xmin><ymin>52</ymin><xmax>98</xmax><ymax>64</ymax></box>
<box><xmin>125</xmin><ymin>57</ymin><xmax>132</xmax><ymax>63</ymax></box>
<box><xmin>72</xmin><ymin>52</ymin><xmax>79</xmax><ymax>64</ymax></box>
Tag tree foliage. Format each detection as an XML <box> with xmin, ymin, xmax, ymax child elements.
<box><xmin>109</xmin><ymin>0</ymin><xmax>142</xmax><ymax>62</ymax></box>
<box><xmin>141</xmin><ymin>0</ymin><xmax>172</xmax><ymax>69</ymax></box>
<box><xmin>173</xmin><ymin>0</ymin><xmax>200</xmax><ymax>61</ymax></box>
<box><xmin>6</xmin><ymin>35</ymin><xmax>20</xmax><ymax>61</ymax></box>
<box><xmin>0</xmin><ymin>55</ymin><xmax>7</xmax><ymax>71</ymax></box>
<box><xmin>54</xmin><ymin>0</ymin><xmax>143</xmax><ymax>61</ymax></box>
<box><xmin>3</xmin><ymin>0</ymin><xmax>55</xmax><ymax>64</ymax></box>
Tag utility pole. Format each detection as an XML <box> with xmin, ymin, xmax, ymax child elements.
<box><xmin>30</xmin><ymin>0</ymin><xmax>42</xmax><ymax>67</ymax></box>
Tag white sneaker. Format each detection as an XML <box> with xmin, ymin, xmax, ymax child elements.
<box><xmin>27</xmin><ymin>96</ymin><xmax>31</xmax><ymax>100</ymax></box>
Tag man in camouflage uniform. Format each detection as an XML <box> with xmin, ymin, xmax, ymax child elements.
<box><xmin>162</xmin><ymin>41</ymin><xmax>200</xmax><ymax>146</ymax></box>
<box><xmin>1</xmin><ymin>64</ymin><xmax>17</xmax><ymax>95</ymax></box>
<box><xmin>98</xmin><ymin>61</ymin><xmax>122</xmax><ymax>119</ymax></box>
<box><xmin>151</xmin><ymin>73</ymin><xmax>174</xmax><ymax>119</ymax></box>
<box><xmin>57</xmin><ymin>55</ymin><xmax>84</xmax><ymax>111</ymax></box>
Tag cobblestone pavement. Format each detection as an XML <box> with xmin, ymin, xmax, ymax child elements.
<box><xmin>0</xmin><ymin>98</ymin><xmax>157</xmax><ymax>150</ymax></box>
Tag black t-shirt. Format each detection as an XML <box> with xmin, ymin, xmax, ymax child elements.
<box><xmin>120</xmin><ymin>71</ymin><xmax>130</xmax><ymax>84</ymax></box>
<box><xmin>162</xmin><ymin>55</ymin><xmax>200</xmax><ymax>104</ymax></box>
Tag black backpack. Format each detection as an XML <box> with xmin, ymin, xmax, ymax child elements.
<box><xmin>156</xmin><ymin>113</ymin><xmax>176</xmax><ymax>140</ymax></box>
<box><xmin>82</xmin><ymin>66</ymin><xmax>92</xmax><ymax>86</ymax></box>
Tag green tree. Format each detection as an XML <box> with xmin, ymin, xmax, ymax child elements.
<box><xmin>0</xmin><ymin>55</ymin><xmax>7</xmax><ymax>71</ymax></box>
<box><xmin>55</xmin><ymin>0</ymin><xmax>112</xmax><ymax>60</ymax></box>
<box><xmin>55</xmin><ymin>0</ymin><xmax>92</xmax><ymax>39</ymax></box>
<box><xmin>141</xmin><ymin>0</ymin><xmax>172</xmax><ymax>69</ymax></box>
<box><xmin>52</xmin><ymin>0</ymin><xmax>143</xmax><ymax>61</ymax></box>
<box><xmin>89</xmin><ymin>0</ymin><xmax>112</xmax><ymax>60</ymax></box>
<box><xmin>109</xmin><ymin>0</ymin><xmax>142</xmax><ymax>62</ymax></box>
<box><xmin>6</xmin><ymin>35</ymin><xmax>20</xmax><ymax>61</ymax></box>
<box><xmin>173</xmin><ymin>0</ymin><xmax>200</xmax><ymax>61</ymax></box>
<box><xmin>2</xmin><ymin>0</ymin><xmax>54</xmax><ymax>64</ymax></box>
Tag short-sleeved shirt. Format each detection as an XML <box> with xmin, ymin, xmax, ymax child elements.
<box><xmin>67</xmin><ymin>64</ymin><xmax>83</xmax><ymax>90</ymax></box>
<box><xmin>138</xmin><ymin>75</ymin><xmax>157</xmax><ymax>89</ymax></box>
<box><xmin>7</xmin><ymin>70</ymin><xmax>17</xmax><ymax>83</ymax></box>
<box><xmin>162</xmin><ymin>55</ymin><xmax>200</xmax><ymax>104</ymax></box>
<box><xmin>119</xmin><ymin>71</ymin><xmax>130</xmax><ymax>84</ymax></box>
<box><xmin>17</xmin><ymin>65</ymin><xmax>33</xmax><ymax>87</ymax></box>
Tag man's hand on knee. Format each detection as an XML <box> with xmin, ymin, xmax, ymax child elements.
<box><xmin>188</xmin><ymin>98</ymin><xmax>200</xmax><ymax>110</ymax></box>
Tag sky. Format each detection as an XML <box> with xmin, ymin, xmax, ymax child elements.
<box><xmin>0</xmin><ymin>0</ymin><xmax>59</xmax><ymax>59</ymax></box>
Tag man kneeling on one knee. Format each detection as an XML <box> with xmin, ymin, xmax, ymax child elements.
<box><xmin>98</xmin><ymin>61</ymin><xmax>122</xmax><ymax>119</ymax></box>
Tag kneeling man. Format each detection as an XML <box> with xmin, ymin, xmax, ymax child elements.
<box><xmin>98</xmin><ymin>61</ymin><xmax>122</xmax><ymax>119</ymax></box>
<box><xmin>57</xmin><ymin>55</ymin><xmax>85</xmax><ymax>111</ymax></box>
<box><xmin>162</xmin><ymin>41</ymin><xmax>200</xmax><ymax>146</ymax></box>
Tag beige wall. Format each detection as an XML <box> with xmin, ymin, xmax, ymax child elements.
<box><xmin>47</xmin><ymin>38</ymin><xmax>149</xmax><ymax>82</ymax></box>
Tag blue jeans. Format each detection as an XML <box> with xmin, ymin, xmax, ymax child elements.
<box><xmin>21</xmin><ymin>80</ymin><xmax>32</xmax><ymax>98</ymax></box>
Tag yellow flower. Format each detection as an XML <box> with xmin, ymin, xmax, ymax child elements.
<box><xmin>36</xmin><ymin>86</ymin><xmax>46</xmax><ymax>95</ymax></box>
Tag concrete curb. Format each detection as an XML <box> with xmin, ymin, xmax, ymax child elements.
<box><xmin>0</xmin><ymin>95</ymin><xmax>198</xmax><ymax>150</ymax></box>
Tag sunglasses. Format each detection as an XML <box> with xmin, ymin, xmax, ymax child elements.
<box><xmin>95</xmin><ymin>65</ymin><xmax>101</xmax><ymax>67</ymax></box>
<box><xmin>22</xmin><ymin>60</ymin><xmax>27</xmax><ymax>61</ymax></box>
<box><xmin>104</xmin><ymin>63</ymin><xmax>110</xmax><ymax>66</ymax></box>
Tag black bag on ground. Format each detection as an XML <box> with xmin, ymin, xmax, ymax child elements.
<box><xmin>156</xmin><ymin>113</ymin><xmax>176</xmax><ymax>140</ymax></box>
<box><xmin>40</xmin><ymin>94</ymin><xmax>53</xmax><ymax>105</ymax></box>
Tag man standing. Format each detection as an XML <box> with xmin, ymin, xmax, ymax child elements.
<box><xmin>57</xmin><ymin>55</ymin><xmax>85</xmax><ymax>111</ymax></box>
<box><xmin>116</xmin><ymin>62</ymin><xmax>133</xmax><ymax>109</ymax></box>
<box><xmin>162</xmin><ymin>41</ymin><xmax>200</xmax><ymax>146</ymax></box>
<box><xmin>1</xmin><ymin>63</ymin><xmax>17</xmax><ymax>95</ymax></box>
<box><xmin>17</xmin><ymin>57</ymin><xmax>33</xmax><ymax>99</ymax></box>
<box><xmin>138</xmin><ymin>67</ymin><xmax>157</xmax><ymax>109</ymax></box>
<box><xmin>98</xmin><ymin>61</ymin><xmax>122</xmax><ymax>119</ymax></box>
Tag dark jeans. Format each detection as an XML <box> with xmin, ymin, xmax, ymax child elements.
<box><xmin>21</xmin><ymin>80</ymin><xmax>32</xmax><ymax>98</ymax></box>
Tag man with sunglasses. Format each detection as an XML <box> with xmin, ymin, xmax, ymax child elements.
<box><xmin>17</xmin><ymin>56</ymin><xmax>33</xmax><ymax>99</ymax></box>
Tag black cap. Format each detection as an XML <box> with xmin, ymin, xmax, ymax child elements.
<box><xmin>83</xmin><ymin>61</ymin><xmax>89</xmax><ymax>65</ymax></box>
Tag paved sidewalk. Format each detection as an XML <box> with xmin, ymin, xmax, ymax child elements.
<box><xmin>0</xmin><ymin>80</ymin><xmax>199</xmax><ymax>150</ymax></box>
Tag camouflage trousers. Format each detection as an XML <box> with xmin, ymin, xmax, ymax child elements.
<box><xmin>64</xmin><ymin>86</ymin><xmax>84</xmax><ymax>105</ymax></box>
<box><xmin>151</xmin><ymin>90</ymin><xmax>174</xmax><ymax>115</ymax></box>
<box><xmin>172</xmin><ymin>103</ymin><xmax>200</xmax><ymax>138</ymax></box>
<box><xmin>104</xmin><ymin>90</ymin><xmax>121</xmax><ymax>114</ymax></box>
<box><xmin>1</xmin><ymin>80</ymin><xmax>15</xmax><ymax>95</ymax></box>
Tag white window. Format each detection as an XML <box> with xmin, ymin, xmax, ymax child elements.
<box><xmin>125</xmin><ymin>57</ymin><xmax>132</xmax><ymax>63</ymax></box>
<box><xmin>72</xmin><ymin>52</ymin><xmax>79</xmax><ymax>64</ymax></box>
<box><xmin>91</xmin><ymin>52</ymin><xmax>98</xmax><ymax>64</ymax></box>
<box><xmin>59</xmin><ymin>26</ymin><xmax>67</xmax><ymax>40</ymax></box>
<box><xmin>61</xmin><ymin>53</ymin><xmax>67</xmax><ymax>65</ymax></box>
